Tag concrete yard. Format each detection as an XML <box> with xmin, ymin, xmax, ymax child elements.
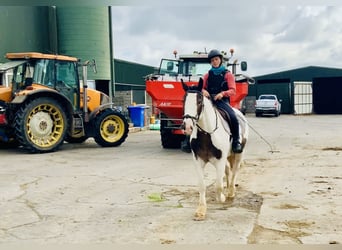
<box><xmin>0</xmin><ymin>114</ymin><xmax>341</xmax><ymax>244</ymax></box>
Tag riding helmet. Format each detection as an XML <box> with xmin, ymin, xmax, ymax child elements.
<box><xmin>207</xmin><ymin>49</ymin><xmax>223</xmax><ymax>62</ymax></box>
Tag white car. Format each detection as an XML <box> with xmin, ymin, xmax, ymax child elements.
<box><xmin>255</xmin><ymin>94</ymin><xmax>281</xmax><ymax>117</ymax></box>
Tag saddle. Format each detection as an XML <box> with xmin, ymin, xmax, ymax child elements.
<box><xmin>216</xmin><ymin>108</ymin><xmax>233</xmax><ymax>134</ymax></box>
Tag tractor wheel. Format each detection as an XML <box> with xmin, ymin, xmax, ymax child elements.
<box><xmin>93</xmin><ymin>109</ymin><xmax>128</xmax><ymax>147</ymax></box>
<box><xmin>14</xmin><ymin>98</ymin><xmax>68</xmax><ymax>153</ymax></box>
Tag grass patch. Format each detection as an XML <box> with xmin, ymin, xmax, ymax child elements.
<box><xmin>147</xmin><ymin>193</ymin><xmax>166</xmax><ymax>202</ymax></box>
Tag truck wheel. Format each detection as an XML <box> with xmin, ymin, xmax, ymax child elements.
<box><xmin>93</xmin><ymin>109</ymin><xmax>128</xmax><ymax>147</ymax></box>
<box><xmin>14</xmin><ymin>98</ymin><xmax>67</xmax><ymax>153</ymax></box>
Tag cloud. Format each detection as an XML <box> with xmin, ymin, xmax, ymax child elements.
<box><xmin>111</xmin><ymin>5</ymin><xmax>342</xmax><ymax>76</ymax></box>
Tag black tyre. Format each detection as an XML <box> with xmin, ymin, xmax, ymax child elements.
<box><xmin>93</xmin><ymin>109</ymin><xmax>129</xmax><ymax>147</ymax></box>
<box><xmin>160</xmin><ymin>114</ymin><xmax>184</xmax><ymax>149</ymax></box>
<box><xmin>64</xmin><ymin>135</ymin><xmax>88</xmax><ymax>144</ymax></box>
<box><xmin>14</xmin><ymin>98</ymin><xmax>68</xmax><ymax>153</ymax></box>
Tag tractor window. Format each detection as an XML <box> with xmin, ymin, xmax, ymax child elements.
<box><xmin>33</xmin><ymin>59</ymin><xmax>55</xmax><ymax>87</ymax></box>
<box><xmin>13</xmin><ymin>64</ymin><xmax>25</xmax><ymax>84</ymax></box>
<box><xmin>180</xmin><ymin>61</ymin><xmax>211</xmax><ymax>76</ymax></box>
<box><xmin>56</xmin><ymin>61</ymin><xmax>78</xmax><ymax>88</ymax></box>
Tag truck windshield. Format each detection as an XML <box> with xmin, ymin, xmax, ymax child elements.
<box><xmin>260</xmin><ymin>95</ymin><xmax>276</xmax><ymax>100</ymax></box>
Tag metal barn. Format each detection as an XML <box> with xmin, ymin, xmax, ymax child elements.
<box><xmin>249</xmin><ymin>66</ymin><xmax>342</xmax><ymax>114</ymax></box>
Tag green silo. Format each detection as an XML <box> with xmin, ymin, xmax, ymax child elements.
<box><xmin>0</xmin><ymin>6</ymin><xmax>50</xmax><ymax>62</ymax></box>
<box><xmin>56</xmin><ymin>7</ymin><xmax>112</xmax><ymax>82</ymax></box>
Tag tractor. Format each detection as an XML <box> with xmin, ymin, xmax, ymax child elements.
<box><xmin>0</xmin><ymin>52</ymin><xmax>129</xmax><ymax>153</ymax></box>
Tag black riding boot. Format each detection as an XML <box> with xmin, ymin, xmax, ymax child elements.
<box><xmin>232</xmin><ymin>139</ymin><xmax>242</xmax><ymax>153</ymax></box>
<box><xmin>231</xmin><ymin>120</ymin><xmax>242</xmax><ymax>153</ymax></box>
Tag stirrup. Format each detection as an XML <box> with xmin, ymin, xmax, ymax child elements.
<box><xmin>232</xmin><ymin>141</ymin><xmax>243</xmax><ymax>153</ymax></box>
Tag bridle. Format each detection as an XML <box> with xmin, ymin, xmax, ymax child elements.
<box><xmin>183</xmin><ymin>90</ymin><xmax>219</xmax><ymax>135</ymax></box>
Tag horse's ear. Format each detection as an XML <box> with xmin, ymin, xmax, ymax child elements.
<box><xmin>181</xmin><ymin>79</ymin><xmax>188</xmax><ymax>91</ymax></box>
<box><xmin>198</xmin><ymin>77</ymin><xmax>203</xmax><ymax>91</ymax></box>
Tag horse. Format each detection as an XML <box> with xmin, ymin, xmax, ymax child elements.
<box><xmin>182</xmin><ymin>78</ymin><xmax>249</xmax><ymax>221</ymax></box>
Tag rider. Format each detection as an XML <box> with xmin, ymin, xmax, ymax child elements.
<box><xmin>201</xmin><ymin>49</ymin><xmax>243</xmax><ymax>153</ymax></box>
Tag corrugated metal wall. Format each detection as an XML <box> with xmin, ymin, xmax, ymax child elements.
<box><xmin>114</xmin><ymin>59</ymin><xmax>155</xmax><ymax>91</ymax></box>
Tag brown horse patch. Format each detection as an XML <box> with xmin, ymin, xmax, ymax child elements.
<box><xmin>191</xmin><ymin>130</ymin><xmax>222</xmax><ymax>163</ymax></box>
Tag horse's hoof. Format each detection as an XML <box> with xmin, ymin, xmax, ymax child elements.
<box><xmin>227</xmin><ymin>192</ymin><xmax>235</xmax><ymax>198</ymax></box>
<box><xmin>219</xmin><ymin>193</ymin><xmax>226</xmax><ymax>203</ymax></box>
<box><xmin>227</xmin><ymin>195</ymin><xmax>235</xmax><ymax>200</ymax></box>
<box><xmin>194</xmin><ymin>206</ymin><xmax>206</xmax><ymax>221</ymax></box>
<box><xmin>228</xmin><ymin>187</ymin><xmax>236</xmax><ymax>198</ymax></box>
<box><xmin>194</xmin><ymin>213</ymin><xmax>206</xmax><ymax>221</ymax></box>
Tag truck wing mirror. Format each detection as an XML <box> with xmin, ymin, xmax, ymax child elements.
<box><xmin>240</xmin><ymin>61</ymin><xmax>247</xmax><ymax>71</ymax></box>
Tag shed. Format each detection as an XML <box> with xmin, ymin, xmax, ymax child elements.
<box><xmin>249</xmin><ymin>66</ymin><xmax>342</xmax><ymax>114</ymax></box>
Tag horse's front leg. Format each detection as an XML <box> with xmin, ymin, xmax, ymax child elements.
<box><xmin>194</xmin><ymin>159</ymin><xmax>207</xmax><ymax>221</ymax></box>
<box><xmin>216</xmin><ymin>159</ymin><xmax>226</xmax><ymax>203</ymax></box>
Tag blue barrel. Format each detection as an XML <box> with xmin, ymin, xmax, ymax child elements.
<box><xmin>128</xmin><ymin>106</ymin><xmax>145</xmax><ymax>127</ymax></box>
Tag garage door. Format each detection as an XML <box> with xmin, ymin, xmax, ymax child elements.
<box><xmin>294</xmin><ymin>81</ymin><xmax>312</xmax><ymax>115</ymax></box>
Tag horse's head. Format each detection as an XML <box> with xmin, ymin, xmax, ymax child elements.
<box><xmin>182</xmin><ymin>78</ymin><xmax>204</xmax><ymax>135</ymax></box>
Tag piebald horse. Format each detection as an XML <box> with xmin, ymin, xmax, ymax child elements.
<box><xmin>182</xmin><ymin>78</ymin><xmax>249</xmax><ymax>221</ymax></box>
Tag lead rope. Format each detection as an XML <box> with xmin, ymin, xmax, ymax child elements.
<box><xmin>246</xmin><ymin>120</ymin><xmax>280</xmax><ymax>153</ymax></box>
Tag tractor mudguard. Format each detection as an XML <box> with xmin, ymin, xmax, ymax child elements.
<box><xmin>88</xmin><ymin>103</ymin><xmax>122</xmax><ymax>121</ymax></box>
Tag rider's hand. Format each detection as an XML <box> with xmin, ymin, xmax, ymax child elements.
<box><xmin>214</xmin><ymin>92</ymin><xmax>224</xmax><ymax>101</ymax></box>
<box><xmin>202</xmin><ymin>89</ymin><xmax>210</xmax><ymax>98</ymax></box>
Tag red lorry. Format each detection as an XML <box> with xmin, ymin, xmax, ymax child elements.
<box><xmin>146</xmin><ymin>49</ymin><xmax>253</xmax><ymax>151</ymax></box>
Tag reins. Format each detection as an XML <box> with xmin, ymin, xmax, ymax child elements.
<box><xmin>183</xmin><ymin>91</ymin><xmax>219</xmax><ymax>135</ymax></box>
<box><xmin>196</xmin><ymin>104</ymin><xmax>219</xmax><ymax>135</ymax></box>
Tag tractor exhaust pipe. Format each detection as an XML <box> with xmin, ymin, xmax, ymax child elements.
<box><xmin>82</xmin><ymin>63</ymin><xmax>89</xmax><ymax>122</ymax></box>
<box><xmin>81</xmin><ymin>59</ymin><xmax>97</xmax><ymax>123</ymax></box>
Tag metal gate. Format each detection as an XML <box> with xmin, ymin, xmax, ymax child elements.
<box><xmin>294</xmin><ymin>81</ymin><xmax>312</xmax><ymax>115</ymax></box>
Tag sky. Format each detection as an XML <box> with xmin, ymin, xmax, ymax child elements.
<box><xmin>110</xmin><ymin>4</ymin><xmax>342</xmax><ymax>77</ymax></box>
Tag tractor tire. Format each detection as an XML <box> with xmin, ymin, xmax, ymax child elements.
<box><xmin>93</xmin><ymin>109</ymin><xmax>129</xmax><ymax>147</ymax></box>
<box><xmin>14</xmin><ymin>98</ymin><xmax>68</xmax><ymax>153</ymax></box>
<box><xmin>160</xmin><ymin>115</ymin><xmax>184</xmax><ymax>149</ymax></box>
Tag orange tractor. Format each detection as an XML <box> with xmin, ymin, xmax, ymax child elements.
<box><xmin>146</xmin><ymin>49</ymin><xmax>254</xmax><ymax>150</ymax></box>
<box><xmin>0</xmin><ymin>52</ymin><xmax>128</xmax><ymax>153</ymax></box>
